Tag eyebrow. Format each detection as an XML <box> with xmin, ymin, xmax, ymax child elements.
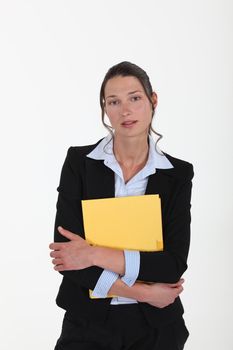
<box><xmin>106</xmin><ymin>90</ymin><xmax>143</xmax><ymax>99</ymax></box>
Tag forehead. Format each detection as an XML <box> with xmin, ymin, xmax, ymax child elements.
<box><xmin>104</xmin><ymin>76</ymin><xmax>144</xmax><ymax>97</ymax></box>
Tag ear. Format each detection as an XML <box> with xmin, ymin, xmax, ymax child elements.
<box><xmin>151</xmin><ymin>92</ymin><xmax>158</xmax><ymax>109</ymax></box>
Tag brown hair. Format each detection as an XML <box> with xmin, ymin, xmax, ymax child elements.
<box><xmin>99</xmin><ymin>61</ymin><xmax>163</xmax><ymax>147</ymax></box>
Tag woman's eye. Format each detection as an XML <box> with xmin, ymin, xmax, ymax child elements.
<box><xmin>131</xmin><ymin>96</ymin><xmax>141</xmax><ymax>101</ymax></box>
<box><xmin>108</xmin><ymin>100</ymin><xmax>119</xmax><ymax>106</ymax></box>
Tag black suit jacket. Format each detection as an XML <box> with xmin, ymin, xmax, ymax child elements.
<box><xmin>54</xmin><ymin>138</ymin><xmax>194</xmax><ymax>327</ymax></box>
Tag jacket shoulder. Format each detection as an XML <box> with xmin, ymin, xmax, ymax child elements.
<box><xmin>68</xmin><ymin>138</ymin><xmax>103</xmax><ymax>156</ymax></box>
<box><xmin>163</xmin><ymin>152</ymin><xmax>194</xmax><ymax>181</ymax></box>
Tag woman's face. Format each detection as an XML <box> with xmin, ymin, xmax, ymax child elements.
<box><xmin>104</xmin><ymin>75</ymin><xmax>157</xmax><ymax>139</ymax></box>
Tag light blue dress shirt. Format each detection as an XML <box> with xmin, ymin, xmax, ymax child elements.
<box><xmin>86</xmin><ymin>133</ymin><xmax>173</xmax><ymax>304</ymax></box>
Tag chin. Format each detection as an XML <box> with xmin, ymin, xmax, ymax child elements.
<box><xmin>115</xmin><ymin>129</ymin><xmax>148</xmax><ymax>139</ymax></box>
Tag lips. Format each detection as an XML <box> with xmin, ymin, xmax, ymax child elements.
<box><xmin>121</xmin><ymin>120</ymin><xmax>137</xmax><ymax>126</ymax></box>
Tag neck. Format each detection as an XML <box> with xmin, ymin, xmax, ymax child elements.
<box><xmin>113</xmin><ymin>133</ymin><xmax>149</xmax><ymax>168</ymax></box>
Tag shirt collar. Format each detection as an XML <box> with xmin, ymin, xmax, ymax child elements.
<box><xmin>86</xmin><ymin>133</ymin><xmax>173</xmax><ymax>170</ymax></box>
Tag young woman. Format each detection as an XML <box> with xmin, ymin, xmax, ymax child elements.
<box><xmin>49</xmin><ymin>61</ymin><xmax>194</xmax><ymax>350</ymax></box>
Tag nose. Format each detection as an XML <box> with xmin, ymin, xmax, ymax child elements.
<box><xmin>120</xmin><ymin>101</ymin><xmax>131</xmax><ymax>116</ymax></box>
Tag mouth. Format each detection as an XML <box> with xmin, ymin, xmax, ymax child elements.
<box><xmin>121</xmin><ymin>120</ymin><xmax>138</xmax><ymax>127</ymax></box>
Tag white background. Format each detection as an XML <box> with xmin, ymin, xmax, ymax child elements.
<box><xmin>0</xmin><ymin>1</ymin><xmax>232</xmax><ymax>349</ymax></box>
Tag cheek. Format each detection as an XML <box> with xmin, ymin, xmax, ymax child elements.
<box><xmin>136</xmin><ymin>103</ymin><xmax>153</xmax><ymax>121</ymax></box>
<box><xmin>105</xmin><ymin>109</ymin><xmax>118</xmax><ymax>125</ymax></box>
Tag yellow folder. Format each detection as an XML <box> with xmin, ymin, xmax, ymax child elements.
<box><xmin>81</xmin><ymin>194</ymin><xmax>163</xmax><ymax>298</ymax></box>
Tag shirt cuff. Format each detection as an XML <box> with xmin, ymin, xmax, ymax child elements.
<box><xmin>91</xmin><ymin>269</ymin><xmax>119</xmax><ymax>298</ymax></box>
<box><xmin>121</xmin><ymin>250</ymin><xmax>140</xmax><ymax>287</ymax></box>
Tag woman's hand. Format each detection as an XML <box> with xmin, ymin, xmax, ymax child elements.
<box><xmin>49</xmin><ymin>226</ymin><xmax>95</xmax><ymax>271</ymax></box>
<box><xmin>50</xmin><ymin>226</ymin><xmax>125</xmax><ymax>275</ymax></box>
<box><xmin>143</xmin><ymin>279</ymin><xmax>184</xmax><ymax>308</ymax></box>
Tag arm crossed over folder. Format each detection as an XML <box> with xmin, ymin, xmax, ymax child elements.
<box><xmin>81</xmin><ymin>194</ymin><xmax>163</xmax><ymax>298</ymax></box>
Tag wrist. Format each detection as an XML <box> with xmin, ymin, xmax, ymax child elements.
<box><xmin>135</xmin><ymin>283</ymin><xmax>151</xmax><ymax>303</ymax></box>
<box><xmin>90</xmin><ymin>245</ymin><xmax>99</xmax><ymax>266</ymax></box>
<box><xmin>90</xmin><ymin>246</ymin><xmax>125</xmax><ymax>275</ymax></box>
<box><xmin>108</xmin><ymin>280</ymin><xmax>152</xmax><ymax>302</ymax></box>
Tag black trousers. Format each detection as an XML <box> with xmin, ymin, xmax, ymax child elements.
<box><xmin>55</xmin><ymin>304</ymin><xmax>189</xmax><ymax>350</ymax></box>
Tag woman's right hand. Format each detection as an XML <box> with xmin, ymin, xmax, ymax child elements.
<box><xmin>143</xmin><ymin>279</ymin><xmax>184</xmax><ymax>308</ymax></box>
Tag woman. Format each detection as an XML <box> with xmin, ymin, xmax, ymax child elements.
<box><xmin>49</xmin><ymin>61</ymin><xmax>194</xmax><ymax>349</ymax></box>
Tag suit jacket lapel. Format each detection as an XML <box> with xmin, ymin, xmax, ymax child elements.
<box><xmin>145</xmin><ymin>169</ymin><xmax>173</xmax><ymax>195</ymax></box>
<box><xmin>85</xmin><ymin>158</ymin><xmax>115</xmax><ymax>199</ymax></box>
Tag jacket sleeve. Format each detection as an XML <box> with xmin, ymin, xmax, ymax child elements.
<box><xmin>137</xmin><ymin>163</ymin><xmax>194</xmax><ymax>284</ymax></box>
<box><xmin>54</xmin><ymin>147</ymin><xmax>104</xmax><ymax>290</ymax></box>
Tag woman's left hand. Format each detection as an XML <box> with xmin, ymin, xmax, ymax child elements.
<box><xmin>49</xmin><ymin>226</ymin><xmax>94</xmax><ymax>271</ymax></box>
